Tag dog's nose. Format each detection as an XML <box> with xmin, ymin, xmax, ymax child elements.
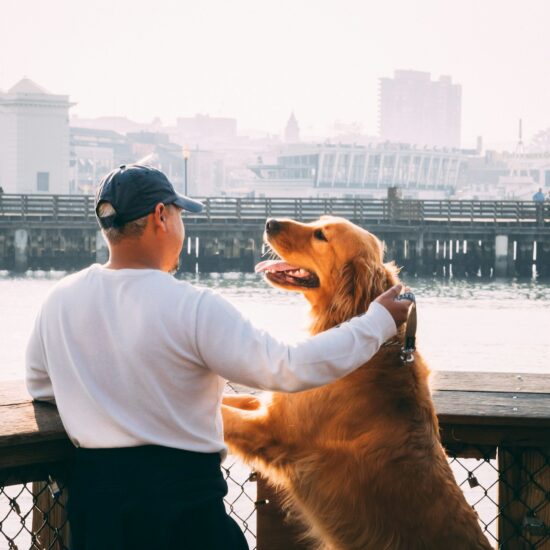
<box><xmin>266</xmin><ymin>218</ymin><xmax>282</xmax><ymax>235</ymax></box>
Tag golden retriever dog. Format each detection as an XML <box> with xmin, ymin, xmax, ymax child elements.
<box><xmin>222</xmin><ymin>216</ymin><xmax>492</xmax><ymax>550</ymax></box>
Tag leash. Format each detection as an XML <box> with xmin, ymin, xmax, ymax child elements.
<box><xmin>393</xmin><ymin>292</ymin><xmax>417</xmax><ymax>364</ymax></box>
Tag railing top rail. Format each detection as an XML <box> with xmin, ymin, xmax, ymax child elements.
<box><xmin>1</xmin><ymin>372</ymin><xmax>549</xmax><ymax>452</ymax></box>
<box><xmin>0</xmin><ymin>195</ymin><xmax>547</xmax><ymax>227</ymax></box>
<box><xmin>0</xmin><ymin>193</ymin><xmax>544</xmax><ymax>203</ymax></box>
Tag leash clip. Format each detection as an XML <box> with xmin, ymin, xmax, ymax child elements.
<box><xmin>397</xmin><ymin>292</ymin><xmax>416</xmax><ymax>365</ymax></box>
<box><xmin>400</xmin><ymin>348</ymin><xmax>415</xmax><ymax>364</ymax></box>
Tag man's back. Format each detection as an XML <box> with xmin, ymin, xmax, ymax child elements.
<box><xmin>26</xmin><ymin>264</ymin><xmax>224</xmax><ymax>451</ymax></box>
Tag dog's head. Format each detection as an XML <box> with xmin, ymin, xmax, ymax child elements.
<box><xmin>255</xmin><ymin>216</ymin><xmax>399</xmax><ymax>333</ymax></box>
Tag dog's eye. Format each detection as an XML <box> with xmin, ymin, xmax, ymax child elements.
<box><xmin>313</xmin><ymin>229</ymin><xmax>327</xmax><ymax>242</ymax></box>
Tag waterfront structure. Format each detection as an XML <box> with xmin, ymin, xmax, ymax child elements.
<box><xmin>379</xmin><ymin>70</ymin><xmax>461</xmax><ymax>149</ymax></box>
<box><xmin>0</xmin><ymin>78</ymin><xmax>73</xmax><ymax>193</ymax></box>
<box><xmin>1</xmin><ymin>195</ymin><xmax>549</xmax><ymax>279</ymax></box>
<box><xmin>458</xmin><ymin>152</ymin><xmax>550</xmax><ymax>200</ymax></box>
<box><xmin>245</xmin><ymin>143</ymin><xmax>468</xmax><ymax>199</ymax></box>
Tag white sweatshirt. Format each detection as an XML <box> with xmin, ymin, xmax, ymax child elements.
<box><xmin>26</xmin><ymin>264</ymin><xmax>396</xmax><ymax>454</ymax></box>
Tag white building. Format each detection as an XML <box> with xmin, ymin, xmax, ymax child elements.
<box><xmin>244</xmin><ymin>143</ymin><xmax>468</xmax><ymax>199</ymax></box>
<box><xmin>379</xmin><ymin>70</ymin><xmax>461</xmax><ymax>149</ymax></box>
<box><xmin>70</xmin><ymin>127</ymin><xmax>132</xmax><ymax>194</ymax></box>
<box><xmin>0</xmin><ymin>78</ymin><xmax>73</xmax><ymax>193</ymax></box>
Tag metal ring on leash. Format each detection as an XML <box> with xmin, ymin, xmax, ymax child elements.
<box><xmin>396</xmin><ymin>292</ymin><xmax>417</xmax><ymax>364</ymax></box>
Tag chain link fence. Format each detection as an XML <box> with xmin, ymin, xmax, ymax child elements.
<box><xmin>448</xmin><ymin>447</ymin><xmax>550</xmax><ymax>549</ymax></box>
<box><xmin>2</xmin><ymin>449</ymin><xmax>548</xmax><ymax>549</ymax></box>
<box><xmin>1</xmin><ymin>411</ymin><xmax>548</xmax><ymax>550</ymax></box>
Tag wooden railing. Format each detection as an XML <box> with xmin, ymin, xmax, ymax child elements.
<box><xmin>1</xmin><ymin>373</ymin><xmax>549</xmax><ymax>549</ymax></box>
<box><xmin>1</xmin><ymin>194</ymin><xmax>549</xmax><ymax>226</ymax></box>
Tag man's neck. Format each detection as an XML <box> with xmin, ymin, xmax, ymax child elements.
<box><xmin>104</xmin><ymin>248</ymin><xmax>166</xmax><ymax>271</ymax></box>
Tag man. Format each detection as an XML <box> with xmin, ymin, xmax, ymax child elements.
<box><xmin>533</xmin><ymin>188</ymin><xmax>545</xmax><ymax>202</ymax></box>
<box><xmin>26</xmin><ymin>164</ymin><xmax>412</xmax><ymax>550</ymax></box>
<box><xmin>533</xmin><ymin>188</ymin><xmax>546</xmax><ymax>225</ymax></box>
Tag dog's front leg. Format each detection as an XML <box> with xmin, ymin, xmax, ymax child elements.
<box><xmin>222</xmin><ymin>393</ymin><xmax>262</xmax><ymax>410</ymax></box>
<box><xmin>222</xmin><ymin>404</ymin><xmax>291</xmax><ymax>468</ymax></box>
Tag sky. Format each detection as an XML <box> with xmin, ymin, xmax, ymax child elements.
<box><xmin>1</xmin><ymin>0</ymin><xmax>549</xmax><ymax>148</ymax></box>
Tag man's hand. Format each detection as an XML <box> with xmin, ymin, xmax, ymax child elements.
<box><xmin>375</xmin><ymin>284</ymin><xmax>413</xmax><ymax>327</ymax></box>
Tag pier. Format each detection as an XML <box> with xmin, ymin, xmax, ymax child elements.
<box><xmin>1</xmin><ymin>194</ymin><xmax>550</xmax><ymax>276</ymax></box>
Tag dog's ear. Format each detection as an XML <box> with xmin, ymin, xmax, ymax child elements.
<box><xmin>328</xmin><ymin>258</ymin><xmax>400</xmax><ymax>325</ymax></box>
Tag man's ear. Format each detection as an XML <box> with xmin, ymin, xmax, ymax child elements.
<box><xmin>152</xmin><ymin>203</ymin><xmax>168</xmax><ymax>229</ymax></box>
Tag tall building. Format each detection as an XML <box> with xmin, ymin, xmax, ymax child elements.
<box><xmin>175</xmin><ymin>114</ymin><xmax>237</xmax><ymax>145</ymax></box>
<box><xmin>379</xmin><ymin>70</ymin><xmax>461</xmax><ymax>149</ymax></box>
<box><xmin>0</xmin><ymin>78</ymin><xmax>73</xmax><ymax>193</ymax></box>
<box><xmin>284</xmin><ymin>112</ymin><xmax>300</xmax><ymax>143</ymax></box>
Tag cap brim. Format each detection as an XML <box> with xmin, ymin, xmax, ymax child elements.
<box><xmin>172</xmin><ymin>194</ymin><xmax>204</xmax><ymax>213</ymax></box>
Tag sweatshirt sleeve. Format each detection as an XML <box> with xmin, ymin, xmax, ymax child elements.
<box><xmin>25</xmin><ymin>311</ymin><xmax>55</xmax><ymax>402</ymax></box>
<box><xmin>194</xmin><ymin>290</ymin><xmax>396</xmax><ymax>392</ymax></box>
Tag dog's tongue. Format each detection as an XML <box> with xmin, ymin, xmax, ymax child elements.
<box><xmin>255</xmin><ymin>260</ymin><xmax>300</xmax><ymax>273</ymax></box>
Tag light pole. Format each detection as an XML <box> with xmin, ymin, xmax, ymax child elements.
<box><xmin>183</xmin><ymin>147</ymin><xmax>190</xmax><ymax>195</ymax></box>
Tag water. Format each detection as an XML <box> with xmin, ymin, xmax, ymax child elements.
<box><xmin>2</xmin><ymin>270</ymin><xmax>549</xmax><ymax>380</ymax></box>
<box><xmin>1</xmin><ymin>270</ymin><xmax>549</xmax><ymax>548</ymax></box>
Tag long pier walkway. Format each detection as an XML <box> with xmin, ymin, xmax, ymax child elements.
<box><xmin>1</xmin><ymin>194</ymin><xmax>550</xmax><ymax>276</ymax></box>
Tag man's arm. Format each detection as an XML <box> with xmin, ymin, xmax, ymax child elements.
<box><xmin>194</xmin><ymin>286</ymin><xmax>407</xmax><ymax>393</ymax></box>
<box><xmin>25</xmin><ymin>312</ymin><xmax>55</xmax><ymax>402</ymax></box>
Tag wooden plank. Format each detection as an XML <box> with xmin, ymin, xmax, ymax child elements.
<box><xmin>0</xmin><ymin>437</ymin><xmax>73</xmax><ymax>473</ymax></box>
<box><xmin>440</xmin><ymin>423</ymin><xmax>550</xmax><ymax>449</ymax></box>
<box><xmin>0</xmin><ymin>402</ymin><xmax>67</xmax><ymax>447</ymax></box>
<box><xmin>434</xmin><ymin>391</ymin><xmax>550</xmax><ymax>427</ymax></box>
<box><xmin>0</xmin><ymin>458</ymin><xmax>72</xmax><ymax>486</ymax></box>
<box><xmin>0</xmin><ymin>379</ymin><xmax>31</xmax><ymax>405</ymax></box>
<box><xmin>431</xmin><ymin>371</ymin><xmax>550</xmax><ymax>394</ymax></box>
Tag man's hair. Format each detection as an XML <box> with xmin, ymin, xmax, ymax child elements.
<box><xmin>97</xmin><ymin>202</ymin><xmax>149</xmax><ymax>244</ymax></box>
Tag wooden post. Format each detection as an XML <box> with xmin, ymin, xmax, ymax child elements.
<box><xmin>494</xmin><ymin>235</ymin><xmax>509</xmax><ymax>278</ymax></box>
<box><xmin>421</xmin><ymin>238</ymin><xmax>435</xmax><ymax>276</ymax></box>
<box><xmin>536</xmin><ymin>239</ymin><xmax>550</xmax><ymax>278</ymax></box>
<box><xmin>480</xmin><ymin>238</ymin><xmax>494</xmax><ymax>278</ymax></box>
<box><xmin>465</xmin><ymin>239</ymin><xmax>482</xmax><ymax>277</ymax></box>
<box><xmin>257</xmin><ymin>476</ymin><xmax>312</xmax><ymax>550</ymax></box>
<box><xmin>516</xmin><ymin>239</ymin><xmax>534</xmax><ymax>278</ymax></box>
<box><xmin>498</xmin><ymin>446</ymin><xmax>550</xmax><ymax>549</ymax></box>
<box><xmin>31</xmin><ymin>479</ymin><xmax>71</xmax><ymax>550</ymax></box>
<box><xmin>14</xmin><ymin>228</ymin><xmax>29</xmax><ymax>272</ymax></box>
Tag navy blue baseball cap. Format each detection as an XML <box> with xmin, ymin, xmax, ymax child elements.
<box><xmin>95</xmin><ymin>164</ymin><xmax>203</xmax><ymax>229</ymax></box>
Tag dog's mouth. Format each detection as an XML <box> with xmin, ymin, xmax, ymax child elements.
<box><xmin>255</xmin><ymin>259</ymin><xmax>320</xmax><ymax>289</ymax></box>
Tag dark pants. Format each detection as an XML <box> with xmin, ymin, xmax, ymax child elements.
<box><xmin>67</xmin><ymin>445</ymin><xmax>249</xmax><ymax>550</ymax></box>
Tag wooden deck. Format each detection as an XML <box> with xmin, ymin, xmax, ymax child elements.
<box><xmin>1</xmin><ymin>372</ymin><xmax>549</xmax><ymax>549</ymax></box>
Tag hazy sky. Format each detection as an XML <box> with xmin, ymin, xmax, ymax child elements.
<box><xmin>1</xmin><ymin>0</ymin><xmax>549</xmax><ymax>147</ymax></box>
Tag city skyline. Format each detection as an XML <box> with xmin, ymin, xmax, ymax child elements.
<box><xmin>1</xmin><ymin>0</ymin><xmax>550</xmax><ymax>149</ymax></box>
